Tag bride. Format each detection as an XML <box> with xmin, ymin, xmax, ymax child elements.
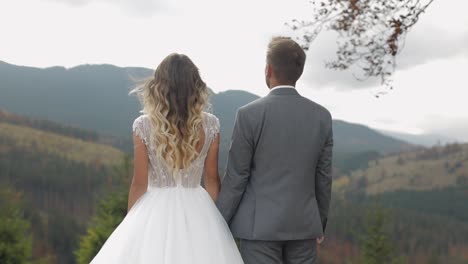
<box><xmin>90</xmin><ymin>53</ymin><xmax>244</xmax><ymax>264</ymax></box>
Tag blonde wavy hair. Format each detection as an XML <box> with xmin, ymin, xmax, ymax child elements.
<box><xmin>132</xmin><ymin>53</ymin><xmax>208</xmax><ymax>172</ymax></box>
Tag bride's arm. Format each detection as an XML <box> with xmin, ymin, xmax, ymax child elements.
<box><xmin>128</xmin><ymin>133</ymin><xmax>149</xmax><ymax>211</ymax></box>
<box><xmin>204</xmin><ymin>133</ymin><xmax>221</xmax><ymax>201</ymax></box>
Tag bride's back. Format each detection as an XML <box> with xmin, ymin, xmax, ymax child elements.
<box><xmin>130</xmin><ymin>53</ymin><xmax>219</xmax><ymax>188</ymax></box>
<box><xmin>132</xmin><ymin>112</ymin><xmax>219</xmax><ymax>189</ymax></box>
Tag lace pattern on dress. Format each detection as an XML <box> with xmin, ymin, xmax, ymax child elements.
<box><xmin>132</xmin><ymin>112</ymin><xmax>220</xmax><ymax>189</ymax></box>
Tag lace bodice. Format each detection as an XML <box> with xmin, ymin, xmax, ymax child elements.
<box><xmin>132</xmin><ymin>112</ymin><xmax>220</xmax><ymax>189</ymax></box>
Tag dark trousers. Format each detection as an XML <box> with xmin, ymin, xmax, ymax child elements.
<box><xmin>239</xmin><ymin>239</ymin><xmax>317</xmax><ymax>264</ymax></box>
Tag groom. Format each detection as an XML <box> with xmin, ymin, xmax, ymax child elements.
<box><xmin>216</xmin><ymin>36</ymin><xmax>333</xmax><ymax>264</ymax></box>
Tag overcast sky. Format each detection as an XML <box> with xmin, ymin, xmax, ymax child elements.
<box><xmin>1</xmin><ymin>0</ymin><xmax>467</xmax><ymax>141</ymax></box>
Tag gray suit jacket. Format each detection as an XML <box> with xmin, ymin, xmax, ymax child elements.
<box><xmin>216</xmin><ymin>87</ymin><xmax>333</xmax><ymax>241</ymax></box>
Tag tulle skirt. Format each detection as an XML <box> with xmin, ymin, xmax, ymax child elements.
<box><xmin>90</xmin><ymin>186</ymin><xmax>244</xmax><ymax>264</ymax></box>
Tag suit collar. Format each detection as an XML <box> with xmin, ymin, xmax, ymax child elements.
<box><xmin>270</xmin><ymin>85</ymin><xmax>295</xmax><ymax>91</ymax></box>
<box><xmin>268</xmin><ymin>87</ymin><xmax>300</xmax><ymax>96</ymax></box>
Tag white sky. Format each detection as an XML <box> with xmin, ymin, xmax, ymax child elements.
<box><xmin>1</xmin><ymin>0</ymin><xmax>467</xmax><ymax>141</ymax></box>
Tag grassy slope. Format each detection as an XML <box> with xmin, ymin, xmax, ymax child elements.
<box><xmin>0</xmin><ymin>122</ymin><xmax>124</xmax><ymax>167</ymax></box>
<box><xmin>334</xmin><ymin>143</ymin><xmax>468</xmax><ymax>194</ymax></box>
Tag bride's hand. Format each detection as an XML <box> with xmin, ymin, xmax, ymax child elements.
<box><xmin>316</xmin><ymin>236</ymin><xmax>325</xmax><ymax>245</ymax></box>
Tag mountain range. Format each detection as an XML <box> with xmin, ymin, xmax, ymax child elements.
<box><xmin>0</xmin><ymin>60</ymin><xmax>414</xmax><ymax>173</ymax></box>
<box><xmin>2</xmin><ymin>60</ymin><xmax>468</xmax><ymax>263</ymax></box>
<box><xmin>380</xmin><ymin>129</ymin><xmax>457</xmax><ymax>147</ymax></box>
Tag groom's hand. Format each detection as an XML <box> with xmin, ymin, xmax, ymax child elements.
<box><xmin>316</xmin><ymin>236</ymin><xmax>325</xmax><ymax>245</ymax></box>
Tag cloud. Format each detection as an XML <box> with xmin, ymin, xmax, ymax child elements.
<box><xmin>300</xmin><ymin>31</ymin><xmax>381</xmax><ymax>90</ymax></box>
<box><xmin>45</xmin><ymin>0</ymin><xmax>164</xmax><ymax>15</ymax></box>
<box><xmin>420</xmin><ymin>116</ymin><xmax>468</xmax><ymax>142</ymax></box>
<box><xmin>46</xmin><ymin>0</ymin><xmax>89</xmax><ymax>6</ymax></box>
<box><xmin>298</xmin><ymin>54</ymin><xmax>468</xmax><ymax>142</ymax></box>
<box><xmin>301</xmin><ymin>27</ymin><xmax>468</xmax><ymax>90</ymax></box>
<box><xmin>398</xmin><ymin>27</ymin><xmax>468</xmax><ymax>69</ymax></box>
<box><xmin>298</xmin><ymin>1</ymin><xmax>468</xmax><ymax>90</ymax></box>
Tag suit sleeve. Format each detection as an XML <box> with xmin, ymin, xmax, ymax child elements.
<box><xmin>216</xmin><ymin>108</ymin><xmax>254</xmax><ymax>224</ymax></box>
<box><xmin>315</xmin><ymin>117</ymin><xmax>333</xmax><ymax>233</ymax></box>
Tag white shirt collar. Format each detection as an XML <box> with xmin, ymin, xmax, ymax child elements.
<box><xmin>270</xmin><ymin>85</ymin><xmax>295</xmax><ymax>92</ymax></box>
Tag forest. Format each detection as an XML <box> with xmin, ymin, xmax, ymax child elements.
<box><xmin>1</xmin><ymin>109</ymin><xmax>467</xmax><ymax>264</ymax></box>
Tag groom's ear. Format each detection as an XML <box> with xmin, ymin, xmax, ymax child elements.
<box><xmin>266</xmin><ymin>64</ymin><xmax>273</xmax><ymax>78</ymax></box>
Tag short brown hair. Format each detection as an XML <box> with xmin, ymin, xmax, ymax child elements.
<box><xmin>267</xmin><ymin>37</ymin><xmax>306</xmax><ymax>84</ymax></box>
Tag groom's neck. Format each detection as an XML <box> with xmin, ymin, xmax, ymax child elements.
<box><xmin>269</xmin><ymin>81</ymin><xmax>296</xmax><ymax>90</ymax></box>
<box><xmin>268</xmin><ymin>74</ymin><xmax>296</xmax><ymax>89</ymax></box>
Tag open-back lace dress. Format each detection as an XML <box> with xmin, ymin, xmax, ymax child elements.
<box><xmin>90</xmin><ymin>112</ymin><xmax>243</xmax><ymax>264</ymax></box>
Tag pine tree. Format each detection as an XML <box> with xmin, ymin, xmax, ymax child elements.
<box><xmin>0</xmin><ymin>188</ymin><xmax>32</xmax><ymax>264</ymax></box>
<box><xmin>74</xmin><ymin>190</ymin><xmax>128</xmax><ymax>264</ymax></box>
<box><xmin>360</xmin><ymin>205</ymin><xmax>404</xmax><ymax>264</ymax></box>
<box><xmin>75</xmin><ymin>157</ymin><xmax>131</xmax><ymax>264</ymax></box>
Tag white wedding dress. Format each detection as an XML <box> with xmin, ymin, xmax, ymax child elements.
<box><xmin>91</xmin><ymin>112</ymin><xmax>244</xmax><ymax>264</ymax></box>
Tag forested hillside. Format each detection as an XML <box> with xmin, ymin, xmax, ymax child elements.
<box><xmin>0</xmin><ymin>116</ymin><xmax>127</xmax><ymax>263</ymax></box>
<box><xmin>327</xmin><ymin>143</ymin><xmax>468</xmax><ymax>263</ymax></box>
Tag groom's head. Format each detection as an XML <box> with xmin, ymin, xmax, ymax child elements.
<box><xmin>265</xmin><ymin>37</ymin><xmax>306</xmax><ymax>89</ymax></box>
